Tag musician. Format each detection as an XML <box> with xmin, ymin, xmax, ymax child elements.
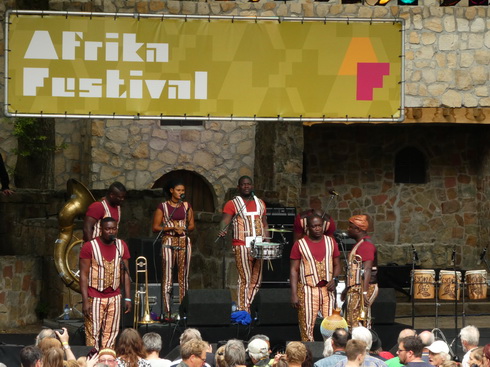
<box><xmin>79</xmin><ymin>217</ymin><xmax>131</xmax><ymax>350</ymax></box>
<box><xmin>219</xmin><ymin>176</ymin><xmax>269</xmax><ymax>313</ymax></box>
<box><xmin>290</xmin><ymin>214</ymin><xmax>341</xmax><ymax>341</ymax></box>
<box><xmin>293</xmin><ymin>208</ymin><xmax>336</xmax><ymax>243</ymax></box>
<box><xmin>83</xmin><ymin>182</ymin><xmax>127</xmax><ymax>242</ymax></box>
<box><xmin>342</xmin><ymin>215</ymin><xmax>378</xmax><ymax>329</ymax></box>
<box><xmin>152</xmin><ymin>180</ymin><xmax>194</xmax><ymax>320</ymax></box>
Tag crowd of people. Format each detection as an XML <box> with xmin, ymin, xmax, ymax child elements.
<box><xmin>19</xmin><ymin>324</ymin><xmax>489</xmax><ymax>367</ymax></box>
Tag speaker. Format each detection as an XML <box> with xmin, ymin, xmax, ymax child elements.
<box><xmin>179</xmin><ymin>289</ymin><xmax>231</xmax><ymax>326</ymax></box>
<box><xmin>371</xmin><ymin>288</ymin><xmax>396</xmax><ymax>325</ymax></box>
<box><xmin>251</xmin><ymin>288</ymin><xmax>297</xmax><ymax>325</ymax></box>
<box><xmin>128</xmin><ymin>238</ymin><xmax>162</xmax><ymax>283</ymax></box>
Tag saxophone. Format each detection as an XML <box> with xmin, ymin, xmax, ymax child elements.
<box><xmin>54</xmin><ymin>179</ymin><xmax>95</xmax><ymax>293</ymax></box>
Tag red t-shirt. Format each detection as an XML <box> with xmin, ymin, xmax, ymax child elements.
<box><xmin>80</xmin><ymin>237</ymin><xmax>130</xmax><ymax>298</ymax></box>
<box><xmin>290</xmin><ymin>236</ymin><xmax>340</xmax><ymax>262</ymax></box>
<box><xmin>293</xmin><ymin>213</ymin><xmax>337</xmax><ymax>237</ymax></box>
<box><xmin>86</xmin><ymin>200</ymin><xmax>120</xmax><ymax>222</ymax></box>
<box><xmin>223</xmin><ymin>198</ymin><xmax>266</xmax><ymax>246</ymax></box>
<box><xmin>355</xmin><ymin>237</ymin><xmax>376</xmax><ymax>262</ymax></box>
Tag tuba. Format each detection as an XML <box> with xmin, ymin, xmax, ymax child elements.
<box><xmin>54</xmin><ymin>179</ymin><xmax>95</xmax><ymax>293</ymax></box>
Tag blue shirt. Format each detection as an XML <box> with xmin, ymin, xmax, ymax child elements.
<box><xmin>334</xmin><ymin>355</ymin><xmax>388</xmax><ymax>367</ymax></box>
<box><xmin>314</xmin><ymin>352</ymin><xmax>346</xmax><ymax>367</ymax></box>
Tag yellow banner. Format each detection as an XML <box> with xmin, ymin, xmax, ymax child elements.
<box><xmin>6</xmin><ymin>12</ymin><xmax>403</xmax><ymax>121</ymax></box>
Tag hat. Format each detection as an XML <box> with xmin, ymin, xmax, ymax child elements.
<box><xmin>98</xmin><ymin>348</ymin><xmax>117</xmax><ymax>358</ymax></box>
<box><xmin>427</xmin><ymin>341</ymin><xmax>449</xmax><ymax>354</ymax></box>
<box><xmin>247</xmin><ymin>339</ymin><xmax>269</xmax><ymax>360</ymax></box>
<box><xmin>349</xmin><ymin>215</ymin><xmax>369</xmax><ymax>231</ymax></box>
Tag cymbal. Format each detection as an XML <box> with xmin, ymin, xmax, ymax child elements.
<box><xmin>268</xmin><ymin>228</ymin><xmax>292</xmax><ymax>233</ymax></box>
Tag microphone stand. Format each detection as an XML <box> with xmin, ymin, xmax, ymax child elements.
<box><xmin>451</xmin><ymin>246</ymin><xmax>460</xmax><ymax>361</ymax></box>
<box><xmin>112</xmin><ymin>237</ymin><xmax>132</xmax><ymax>333</ymax></box>
<box><xmin>410</xmin><ymin>244</ymin><xmax>419</xmax><ymax>329</ymax></box>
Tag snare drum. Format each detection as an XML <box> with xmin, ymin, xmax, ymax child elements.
<box><xmin>439</xmin><ymin>270</ymin><xmax>462</xmax><ymax>300</ymax></box>
<box><xmin>413</xmin><ymin>270</ymin><xmax>436</xmax><ymax>299</ymax></box>
<box><xmin>465</xmin><ymin>270</ymin><xmax>487</xmax><ymax>300</ymax></box>
<box><xmin>251</xmin><ymin>242</ymin><xmax>283</xmax><ymax>260</ymax></box>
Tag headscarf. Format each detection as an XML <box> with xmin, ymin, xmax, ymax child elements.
<box><xmin>349</xmin><ymin>215</ymin><xmax>369</xmax><ymax>231</ymax></box>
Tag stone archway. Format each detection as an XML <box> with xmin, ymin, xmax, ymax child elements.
<box><xmin>152</xmin><ymin>169</ymin><xmax>216</xmax><ymax>213</ymax></box>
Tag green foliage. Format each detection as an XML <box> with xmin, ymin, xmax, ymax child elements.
<box><xmin>12</xmin><ymin>117</ymin><xmax>67</xmax><ymax>157</ymax></box>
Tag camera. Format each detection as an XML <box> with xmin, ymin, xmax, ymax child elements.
<box><xmin>54</xmin><ymin>329</ymin><xmax>64</xmax><ymax>335</ymax></box>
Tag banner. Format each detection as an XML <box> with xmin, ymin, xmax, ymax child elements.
<box><xmin>5</xmin><ymin>11</ymin><xmax>404</xmax><ymax>122</ymax></box>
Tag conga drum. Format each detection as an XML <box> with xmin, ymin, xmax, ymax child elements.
<box><xmin>413</xmin><ymin>269</ymin><xmax>435</xmax><ymax>299</ymax></box>
<box><xmin>465</xmin><ymin>270</ymin><xmax>487</xmax><ymax>300</ymax></box>
<box><xmin>438</xmin><ymin>270</ymin><xmax>462</xmax><ymax>300</ymax></box>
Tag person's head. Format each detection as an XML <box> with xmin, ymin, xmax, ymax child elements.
<box><xmin>398</xmin><ymin>336</ymin><xmax>424</xmax><ymax>364</ymax></box>
<box><xmin>181</xmin><ymin>339</ymin><xmax>210</xmax><ymax>367</ymax></box>
<box><xmin>345</xmin><ymin>340</ymin><xmax>367</xmax><ymax>365</ymax></box>
<box><xmin>100</xmin><ymin>217</ymin><xmax>118</xmax><ymax>243</ymax></box>
<box><xmin>469</xmin><ymin>347</ymin><xmax>484</xmax><ymax>367</ymax></box>
<box><xmin>215</xmin><ymin>345</ymin><xmax>226</xmax><ymax>367</ymax></box>
<box><xmin>237</xmin><ymin>176</ymin><xmax>253</xmax><ymax>197</ymax></box>
<box><xmin>351</xmin><ymin>327</ymin><xmax>372</xmax><ymax>351</ymax></box>
<box><xmin>224</xmin><ymin>339</ymin><xmax>247</xmax><ymax>367</ymax></box>
<box><xmin>348</xmin><ymin>215</ymin><xmax>369</xmax><ymax>239</ymax></box>
<box><xmin>180</xmin><ymin>328</ymin><xmax>202</xmax><ymax>346</ymax></box>
<box><xmin>369</xmin><ymin>330</ymin><xmax>382</xmax><ymax>354</ymax></box>
<box><xmin>482</xmin><ymin>344</ymin><xmax>490</xmax><ymax>367</ymax></box>
<box><xmin>332</xmin><ymin>328</ymin><xmax>351</xmax><ymax>350</ymax></box>
<box><xmin>249</xmin><ymin>334</ymin><xmax>271</xmax><ymax>354</ymax></box>
<box><xmin>64</xmin><ymin>361</ymin><xmax>79</xmax><ymax>367</ymax></box>
<box><xmin>98</xmin><ymin>348</ymin><xmax>117</xmax><ymax>366</ymax></box>
<box><xmin>398</xmin><ymin>329</ymin><xmax>417</xmax><ymax>343</ymax></box>
<box><xmin>302</xmin><ymin>346</ymin><xmax>313</xmax><ymax>367</ymax></box>
<box><xmin>42</xmin><ymin>347</ymin><xmax>64</xmax><ymax>367</ymax></box>
<box><xmin>247</xmin><ymin>338</ymin><xmax>269</xmax><ymax>364</ymax></box>
<box><xmin>427</xmin><ymin>341</ymin><xmax>450</xmax><ymax>366</ymax></box>
<box><xmin>419</xmin><ymin>331</ymin><xmax>435</xmax><ymax>348</ymax></box>
<box><xmin>20</xmin><ymin>346</ymin><xmax>42</xmax><ymax>367</ymax></box>
<box><xmin>116</xmin><ymin>328</ymin><xmax>146</xmax><ymax>362</ymax></box>
<box><xmin>461</xmin><ymin>325</ymin><xmax>479</xmax><ymax>351</ymax></box>
<box><xmin>142</xmin><ymin>332</ymin><xmax>163</xmax><ymax>354</ymax></box>
<box><xmin>35</xmin><ymin>328</ymin><xmax>56</xmax><ymax>346</ymax></box>
<box><xmin>285</xmin><ymin>341</ymin><xmax>307</xmax><ymax>365</ymax></box>
<box><xmin>38</xmin><ymin>337</ymin><xmax>62</xmax><ymax>355</ymax></box>
<box><xmin>107</xmin><ymin>182</ymin><xmax>127</xmax><ymax>207</ymax></box>
<box><xmin>306</xmin><ymin>214</ymin><xmax>325</xmax><ymax>240</ymax></box>
<box><xmin>167</xmin><ymin>180</ymin><xmax>186</xmax><ymax>202</ymax></box>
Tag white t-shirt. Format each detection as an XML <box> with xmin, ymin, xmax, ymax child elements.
<box><xmin>148</xmin><ymin>359</ymin><xmax>172</xmax><ymax>367</ymax></box>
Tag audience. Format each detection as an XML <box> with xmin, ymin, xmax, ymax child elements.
<box><xmin>469</xmin><ymin>347</ymin><xmax>484</xmax><ymax>367</ymax></box>
<box><xmin>314</xmin><ymin>328</ymin><xmax>350</xmax><ymax>367</ymax></box>
<box><xmin>115</xmin><ymin>328</ymin><xmax>151</xmax><ymax>367</ymax></box>
<box><xmin>386</xmin><ymin>329</ymin><xmax>417</xmax><ymax>367</ymax></box>
<box><xmin>419</xmin><ymin>331</ymin><xmax>435</xmax><ymax>363</ymax></box>
<box><xmin>397</xmin><ymin>336</ymin><xmax>431</xmax><ymax>367</ymax></box>
<box><xmin>461</xmin><ymin>326</ymin><xmax>480</xmax><ymax>367</ymax></box>
<box><xmin>215</xmin><ymin>346</ymin><xmax>226</xmax><ymax>367</ymax></box>
<box><xmin>225</xmin><ymin>339</ymin><xmax>247</xmax><ymax>367</ymax></box>
<box><xmin>345</xmin><ymin>340</ymin><xmax>367</xmax><ymax>367</ymax></box>
<box><xmin>247</xmin><ymin>338</ymin><xmax>271</xmax><ymax>367</ymax></box>
<box><xmin>333</xmin><ymin>327</ymin><xmax>387</xmax><ymax>367</ymax></box>
<box><xmin>43</xmin><ymin>347</ymin><xmax>65</xmax><ymax>367</ymax></box>
<box><xmin>427</xmin><ymin>341</ymin><xmax>451</xmax><ymax>367</ymax></box>
<box><xmin>21</xmin><ymin>346</ymin><xmax>43</xmax><ymax>367</ymax></box>
<box><xmin>285</xmin><ymin>341</ymin><xmax>308</xmax><ymax>367</ymax></box>
<box><xmin>143</xmin><ymin>332</ymin><xmax>172</xmax><ymax>367</ymax></box>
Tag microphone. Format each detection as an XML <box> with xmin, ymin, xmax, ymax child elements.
<box><xmin>179</xmin><ymin>194</ymin><xmax>186</xmax><ymax>201</ymax></box>
<box><xmin>477</xmin><ymin>247</ymin><xmax>487</xmax><ymax>265</ymax></box>
<box><xmin>329</xmin><ymin>189</ymin><xmax>339</xmax><ymax>196</ymax></box>
<box><xmin>108</xmin><ymin>235</ymin><xmax>117</xmax><ymax>243</ymax></box>
<box><xmin>250</xmin><ymin>191</ymin><xmax>255</xmax><ymax>198</ymax></box>
<box><xmin>411</xmin><ymin>244</ymin><xmax>420</xmax><ymax>265</ymax></box>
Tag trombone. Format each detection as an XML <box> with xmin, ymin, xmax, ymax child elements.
<box><xmin>133</xmin><ymin>256</ymin><xmax>157</xmax><ymax>328</ymax></box>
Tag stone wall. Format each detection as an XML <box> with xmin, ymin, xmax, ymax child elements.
<box><xmin>0</xmin><ymin>256</ymin><xmax>42</xmax><ymax>328</ymax></box>
<box><xmin>301</xmin><ymin>123</ymin><xmax>489</xmax><ymax>269</ymax></box>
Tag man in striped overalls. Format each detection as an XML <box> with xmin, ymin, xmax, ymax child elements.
<box><xmin>79</xmin><ymin>217</ymin><xmax>131</xmax><ymax>349</ymax></box>
<box><xmin>290</xmin><ymin>213</ymin><xmax>341</xmax><ymax>341</ymax></box>
<box><xmin>83</xmin><ymin>181</ymin><xmax>127</xmax><ymax>242</ymax></box>
<box><xmin>219</xmin><ymin>176</ymin><xmax>269</xmax><ymax>313</ymax></box>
